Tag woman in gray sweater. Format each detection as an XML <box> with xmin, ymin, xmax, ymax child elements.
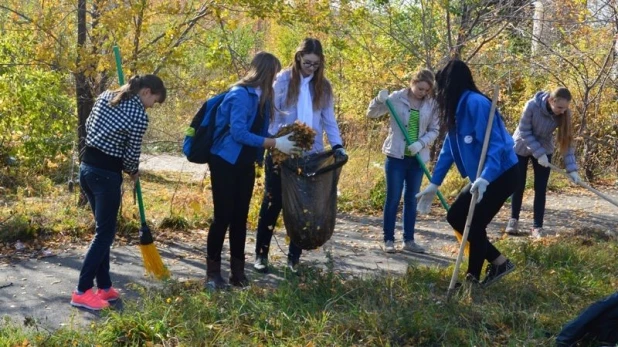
<box><xmin>506</xmin><ymin>87</ymin><xmax>580</xmax><ymax>238</ymax></box>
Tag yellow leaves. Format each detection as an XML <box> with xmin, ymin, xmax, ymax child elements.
<box><xmin>189</xmin><ymin>201</ymin><xmax>201</xmax><ymax>214</ymax></box>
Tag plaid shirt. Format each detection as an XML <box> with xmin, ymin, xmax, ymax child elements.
<box><xmin>85</xmin><ymin>91</ymin><xmax>149</xmax><ymax>174</ymax></box>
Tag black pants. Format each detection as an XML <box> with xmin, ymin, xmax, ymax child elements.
<box><xmin>255</xmin><ymin>154</ymin><xmax>303</xmax><ymax>262</ymax></box>
<box><xmin>510</xmin><ymin>154</ymin><xmax>552</xmax><ymax>228</ymax></box>
<box><xmin>447</xmin><ymin>164</ymin><xmax>518</xmax><ymax>279</ymax></box>
<box><xmin>206</xmin><ymin>155</ymin><xmax>255</xmax><ymax>261</ymax></box>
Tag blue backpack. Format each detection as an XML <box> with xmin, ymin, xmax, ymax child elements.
<box><xmin>183</xmin><ymin>88</ymin><xmax>244</xmax><ymax>164</ymax></box>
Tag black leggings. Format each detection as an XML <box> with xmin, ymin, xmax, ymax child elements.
<box><xmin>510</xmin><ymin>154</ymin><xmax>552</xmax><ymax>228</ymax></box>
<box><xmin>446</xmin><ymin>164</ymin><xmax>519</xmax><ymax>279</ymax></box>
<box><xmin>206</xmin><ymin>155</ymin><xmax>255</xmax><ymax>261</ymax></box>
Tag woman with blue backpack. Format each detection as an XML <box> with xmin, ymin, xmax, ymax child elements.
<box><xmin>205</xmin><ymin>52</ymin><xmax>301</xmax><ymax>289</ymax></box>
<box><xmin>253</xmin><ymin>38</ymin><xmax>346</xmax><ymax>274</ymax></box>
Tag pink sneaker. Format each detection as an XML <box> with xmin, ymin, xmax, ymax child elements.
<box><xmin>70</xmin><ymin>289</ymin><xmax>110</xmax><ymax>310</ymax></box>
<box><xmin>97</xmin><ymin>287</ymin><xmax>120</xmax><ymax>302</ymax></box>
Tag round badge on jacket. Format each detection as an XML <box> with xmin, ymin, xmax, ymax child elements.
<box><xmin>464</xmin><ymin>135</ymin><xmax>473</xmax><ymax>144</ymax></box>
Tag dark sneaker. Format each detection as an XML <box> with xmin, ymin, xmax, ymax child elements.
<box><xmin>454</xmin><ymin>273</ymin><xmax>481</xmax><ymax>289</ymax></box>
<box><xmin>481</xmin><ymin>259</ymin><xmax>515</xmax><ymax>287</ymax></box>
<box><xmin>253</xmin><ymin>254</ymin><xmax>268</xmax><ymax>273</ymax></box>
<box><xmin>205</xmin><ymin>274</ymin><xmax>228</xmax><ymax>290</ymax></box>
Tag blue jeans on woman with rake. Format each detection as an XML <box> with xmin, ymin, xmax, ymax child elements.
<box><xmin>383</xmin><ymin>156</ymin><xmax>424</xmax><ymax>243</ymax></box>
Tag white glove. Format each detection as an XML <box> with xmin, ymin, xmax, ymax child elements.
<box><xmin>407</xmin><ymin>141</ymin><xmax>423</xmax><ymax>156</ymax></box>
<box><xmin>568</xmin><ymin>171</ymin><xmax>581</xmax><ymax>184</ymax></box>
<box><xmin>470</xmin><ymin>177</ymin><xmax>490</xmax><ymax>204</ymax></box>
<box><xmin>274</xmin><ymin>132</ymin><xmax>301</xmax><ymax>155</ymax></box>
<box><xmin>416</xmin><ymin>183</ymin><xmax>439</xmax><ymax>214</ymax></box>
<box><xmin>537</xmin><ymin>154</ymin><xmax>550</xmax><ymax>168</ymax></box>
<box><xmin>377</xmin><ymin>89</ymin><xmax>389</xmax><ymax>103</ymax></box>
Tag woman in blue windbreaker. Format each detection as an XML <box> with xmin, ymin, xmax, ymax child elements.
<box><xmin>205</xmin><ymin>52</ymin><xmax>300</xmax><ymax>290</ymax></box>
<box><xmin>415</xmin><ymin>59</ymin><xmax>518</xmax><ymax>286</ymax></box>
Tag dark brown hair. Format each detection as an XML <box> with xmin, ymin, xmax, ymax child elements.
<box><xmin>285</xmin><ymin>38</ymin><xmax>333</xmax><ymax>110</ymax></box>
<box><xmin>110</xmin><ymin>74</ymin><xmax>166</xmax><ymax>107</ymax></box>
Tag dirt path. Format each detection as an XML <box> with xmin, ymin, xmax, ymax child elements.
<box><xmin>1</xmin><ymin>154</ymin><xmax>617</xmax><ymax>328</ymax></box>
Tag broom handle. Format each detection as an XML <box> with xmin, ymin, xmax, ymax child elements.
<box><xmin>384</xmin><ymin>99</ymin><xmax>449</xmax><ymax>211</ymax></box>
<box><xmin>135</xmin><ymin>179</ymin><xmax>148</xmax><ymax>226</ymax></box>
<box><xmin>113</xmin><ymin>45</ymin><xmax>147</xmax><ymax>224</ymax></box>
<box><xmin>447</xmin><ymin>86</ymin><xmax>500</xmax><ymax>295</ymax></box>
<box><xmin>548</xmin><ymin>163</ymin><xmax>618</xmax><ymax>208</ymax></box>
<box><xmin>113</xmin><ymin>45</ymin><xmax>125</xmax><ymax>85</ymax></box>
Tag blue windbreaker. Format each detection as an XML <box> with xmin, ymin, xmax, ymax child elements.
<box><xmin>431</xmin><ymin>91</ymin><xmax>518</xmax><ymax>185</ymax></box>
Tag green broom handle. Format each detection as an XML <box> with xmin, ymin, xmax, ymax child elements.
<box><xmin>384</xmin><ymin>98</ymin><xmax>449</xmax><ymax>211</ymax></box>
<box><xmin>113</xmin><ymin>45</ymin><xmax>146</xmax><ymax>225</ymax></box>
<box><xmin>135</xmin><ymin>179</ymin><xmax>147</xmax><ymax>226</ymax></box>
<box><xmin>113</xmin><ymin>45</ymin><xmax>125</xmax><ymax>85</ymax></box>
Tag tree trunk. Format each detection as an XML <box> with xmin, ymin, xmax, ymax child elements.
<box><xmin>75</xmin><ymin>0</ymin><xmax>92</xmax><ymax>205</ymax></box>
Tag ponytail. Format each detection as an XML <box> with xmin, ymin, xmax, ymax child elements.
<box><xmin>550</xmin><ymin>87</ymin><xmax>574</xmax><ymax>154</ymax></box>
<box><xmin>110</xmin><ymin>74</ymin><xmax>166</xmax><ymax>107</ymax></box>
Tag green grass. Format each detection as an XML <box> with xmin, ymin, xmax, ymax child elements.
<box><xmin>2</xmin><ymin>235</ymin><xmax>617</xmax><ymax>346</ymax></box>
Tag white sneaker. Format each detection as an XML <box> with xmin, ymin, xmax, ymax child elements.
<box><xmin>253</xmin><ymin>255</ymin><xmax>268</xmax><ymax>273</ymax></box>
<box><xmin>505</xmin><ymin>218</ymin><xmax>519</xmax><ymax>235</ymax></box>
<box><xmin>531</xmin><ymin>227</ymin><xmax>543</xmax><ymax>239</ymax></box>
<box><xmin>403</xmin><ymin>240</ymin><xmax>425</xmax><ymax>253</ymax></box>
<box><xmin>384</xmin><ymin>240</ymin><xmax>395</xmax><ymax>253</ymax></box>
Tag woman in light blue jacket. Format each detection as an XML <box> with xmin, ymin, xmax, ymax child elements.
<box><xmin>506</xmin><ymin>88</ymin><xmax>579</xmax><ymax>238</ymax></box>
<box><xmin>366</xmin><ymin>69</ymin><xmax>439</xmax><ymax>253</ymax></box>
<box><xmin>254</xmin><ymin>38</ymin><xmax>345</xmax><ymax>274</ymax></box>
<box><xmin>416</xmin><ymin>59</ymin><xmax>517</xmax><ymax>287</ymax></box>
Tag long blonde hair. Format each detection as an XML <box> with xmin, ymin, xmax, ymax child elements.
<box><xmin>550</xmin><ymin>87</ymin><xmax>574</xmax><ymax>154</ymax></box>
<box><xmin>285</xmin><ymin>38</ymin><xmax>332</xmax><ymax>110</ymax></box>
<box><xmin>235</xmin><ymin>52</ymin><xmax>281</xmax><ymax>119</ymax></box>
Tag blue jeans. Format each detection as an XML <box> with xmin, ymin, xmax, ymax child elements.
<box><xmin>383</xmin><ymin>156</ymin><xmax>424</xmax><ymax>242</ymax></box>
<box><xmin>77</xmin><ymin>163</ymin><xmax>122</xmax><ymax>292</ymax></box>
<box><xmin>510</xmin><ymin>154</ymin><xmax>552</xmax><ymax>228</ymax></box>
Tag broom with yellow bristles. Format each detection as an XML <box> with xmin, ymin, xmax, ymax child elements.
<box><xmin>135</xmin><ymin>179</ymin><xmax>170</xmax><ymax>279</ymax></box>
<box><xmin>114</xmin><ymin>45</ymin><xmax>169</xmax><ymax>280</ymax></box>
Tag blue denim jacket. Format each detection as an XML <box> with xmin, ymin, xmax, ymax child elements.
<box><xmin>431</xmin><ymin>91</ymin><xmax>518</xmax><ymax>185</ymax></box>
<box><xmin>210</xmin><ymin>86</ymin><xmax>269</xmax><ymax>165</ymax></box>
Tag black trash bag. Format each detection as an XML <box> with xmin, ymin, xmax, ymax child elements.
<box><xmin>556</xmin><ymin>291</ymin><xmax>618</xmax><ymax>347</ymax></box>
<box><xmin>280</xmin><ymin>150</ymin><xmax>348</xmax><ymax>250</ymax></box>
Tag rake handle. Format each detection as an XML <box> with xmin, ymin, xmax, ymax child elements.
<box><xmin>548</xmin><ymin>163</ymin><xmax>618</xmax><ymax>209</ymax></box>
<box><xmin>384</xmin><ymin>99</ymin><xmax>449</xmax><ymax>211</ymax></box>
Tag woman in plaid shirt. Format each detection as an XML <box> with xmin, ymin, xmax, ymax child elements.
<box><xmin>71</xmin><ymin>75</ymin><xmax>166</xmax><ymax>311</ymax></box>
